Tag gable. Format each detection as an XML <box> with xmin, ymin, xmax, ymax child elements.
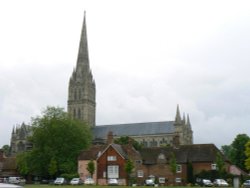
<box><xmin>97</xmin><ymin>144</ymin><xmax>127</xmax><ymax>162</ymax></box>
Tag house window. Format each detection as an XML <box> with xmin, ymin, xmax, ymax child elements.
<box><xmin>176</xmin><ymin>164</ymin><xmax>182</xmax><ymax>173</ymax></box>
<box><xmin>103</xmin><ymin>171</ymin><xmax>106</xmax><ymax>178</ymax></box>
<box><xmin>175</xmin><ymin>178</ymin><xmax>181</xmax><ymax>183</ymax></box>
<box><xmin>137</xmin><ymin>170</ymin><xmax>143</xmax><ymax>177</ymax></box>
<box><xmin>211</xmin><ymin>163</ymin><xmax>217</xmax><ymax>170</ymax></box>
<box><xmin>159</xmin><ymin>177</ymin><xmax>165</xmax><ymax>184</ymax></box>
<box><xmin>107</xmin><ymin>165</ymin><xmax>119</xmax><ymax>178</ymax></box>
<box><xmin>107</xmin><ymin>156</ymin><xmax>117</xmax><ymax>161</ymax></box>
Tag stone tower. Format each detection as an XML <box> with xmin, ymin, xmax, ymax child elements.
<box><xmin>174</xmin><ymin>105</ymin><xmax>193</xmax><ymax>145</ymax></box>
<box><xmin>68</xmin><ymin>12</ymin><xmax>96</xmax><ymax>127</ymax></box>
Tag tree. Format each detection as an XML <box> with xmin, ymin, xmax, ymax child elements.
<box><xmin>215</xmin><ymin>152</ymin><xmax>225</xmax><ymax>177</ymax></box>
<box><xmin>114</xmin><ymin>136</ymin><xmax>142</xmax><ymax>150</ymax></box>
<box><xmin>16</xmin><ymin>152</ymin><xmax>31</xmax><ymax>177</ymax></box>
<box><xmin>169</xmin><ymin>152</ymin><xmax>177</xmax><ymax>174</ymax></box>
<box><xmin>231</xmin><ymin>134</ymin><xmax>250</xmax><ymax>171</ymax></box>
<box><xmin>221</xmin><ymin>145</ymin><xmax>233</xmax><ymax>160</ymax></box>
<box><xmin>244</xmin><ymin>140</ymin><xmax>250</xmax><ymax>171</ymax></box>
<box><xmin>1</xmin><ymin>145</ymin><xmax>10</xmax><ymax>157</ymax></box>
<box><xmin>221</xmin><ymin>134</ymin><xmax>250</xmax><ymax>171</ymax></box>
<box><xmin>87</xmin><ymin>160</ymin><xmax>95</xmax><ymax>178</ymax></box>
<box><xmin>125</xmin><ymin>159</ymin><xmax>134</xmax><ymax>186</ymax></box>
<box><xmin>16</xmin><ymin>106</ymin><xmax>92</xmax><ymax>177</ymax></box>
<box><xmin>48</xmin><ymin>158</ymin><xmax>58</xmax><ymax>178</ymax></box>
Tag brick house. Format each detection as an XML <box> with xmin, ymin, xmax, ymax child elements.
<box><xmin>78</xmin><ymin>132</ymin><xmax>141</xmax><ymax>185</ymax></box>
<box><xmin>138</xmin><ymin>144</ymin><xmax>231</xmax><ymax>185</ymax></box>
<box><xmin>78</xmin><ymin>133</ymin><xmax>231</xmax><ymax>186</ymax></box>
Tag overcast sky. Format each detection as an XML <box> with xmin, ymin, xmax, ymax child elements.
<box><xmin>1</xmin><ymin>0</ymin><xmax>250</xmax><ymax>148</ymax></box>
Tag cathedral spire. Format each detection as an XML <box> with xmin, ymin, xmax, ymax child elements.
<box><xmin>186</xmin><ymin>114</ymin><xmax>191</xmax><ymax>128</ymax></box>
<box><xmin>77</xmin><ymin>11</ymin><xmax>89</xmax><ymax>69</ymax></box>
<box><xmin>175</xmin><ymin>104</ymin><xmax>182</xmax><ymax>124</ymax></box>
<box><xmin>68</xmin><ymin>12</ymin><xmax>96</xmax><ymax>127</ymax></box>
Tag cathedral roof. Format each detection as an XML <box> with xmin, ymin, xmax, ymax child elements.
<box><xmin>93</xmin><ymin>121</ymin><xmax>175</xmax><ymax>139</ymax></box>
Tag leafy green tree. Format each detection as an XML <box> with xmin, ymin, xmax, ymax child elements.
<box><xmin>221</xmin><ymin>134</ymin><xmax>250</xmax><ymax>171</ymax></box>
<box><xmin>221</xmin><ymin>145</ymin><xmax>233</xmax><ymax>160</ymax></box>
<box><xmin>244</xmin><ymin>140</ymin><xmax>250</xmax><ymax>171</ymax></box>
<box><xmin>169</xmin><ymin>152</ymin><xmax>177</xmax><ymax>174</ymax></box>
<box><xmin>114</xmin><ymin>136</ymin><xmax>142</xmax><ymax>150</ymax></box>
<box><xmin>16</xmin><ymin>152</ymin><xmax>31</xmax><ymax>176</ymax></box>
<box><xmin>87</xmin><ymin>160</ymin><xmax>95</xmax><ymax>178</ymax></box>
<box><xmin>216</xmin><ymin>152</ymin><xmax>225</xmax><ymax>177</ymax></box>
<box><xmin>48</xmin><ymin>158</ymin><xmax>58</xmax><ymax>178</ymax></box>
<box><xmin>1</xmin><ymin>145</ymin><xmax>10</xmax><ymax>157</ymax></box>
<box><xmin>231</xmin><ymin>134</ymin><xmax>250</xmax><ymax>171</ymax></box>
<box><xmin>125</xmin><ymin>159</ymin><xmax>134</xmax><ymax>186</ymax></box>
<box><xmin>16</xmin><ymin>106</ymin><xmax>92</xmax><ymax>177</ymax></box>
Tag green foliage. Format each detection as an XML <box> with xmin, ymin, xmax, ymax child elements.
<box><xmin>48</xmin><ymin>158</ymin><xmax>58</xmax><ymax>177</ymax></box>
<box><xmin>125</xmin><ymin>159</ymin><xmax>135</xmax><ymax>186</ymax></box>
<box><xmin>16</xmin><ymin>152</ymin><xmax>31</xmax><ymax>176</ymax></box>
<box><xmin>169</xmin><ymin>152</ymin><xmax>177</xmax><ymax>175</ymax></box>
<box><xmin>215</xmin><ymin>152</ymin><xmax>225</xmax><ymax>177</ymax></box>
<box><xmin>125</xmin><ymin>159</ymin><xmax>134</xmax><ymax>176</ymax></box>
<box><xmin>16</xmin><ymin>106</ymin><xmax>92</xmax><ymax>177</ymax></box>
<box><xmin>114</xmin><ymin>136</ymin><xmax>142</xmax><ymax>150</ymax></box>
<box><xmin>244</xmin><ymin>140</ymin><xmax>250</xmax><ymax>171</ymax></box>
<box><xmin>87</xmin><ymin>160</ymin><xmax>95</xmax><ymax>178</ymax></box>
<box><xmin>221</xmin><ymin>134</ymin><xmax>250</xmax><ymax>171</ymax></box>
<box><xmin>1</xmin><ymin>145</ymin><xmax>10</xmax><ymax>157</ymax></box>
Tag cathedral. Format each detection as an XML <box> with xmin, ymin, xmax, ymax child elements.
<box><xmin>10</xmin><ymin>13</ymin><xmax>193</xmax><ymax>155</ymax></box>
<box><xmin>67</xmin><ymin>13</ymin><xmax>193</xmax><ymax>147</ymax></box>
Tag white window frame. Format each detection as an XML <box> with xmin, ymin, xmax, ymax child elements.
<box><xmin>137</xmin><ymin>170</ymin><xmax>144</xmax><ymax>177</ymax></box>
<box><xmin>107</xmin><ymin>165</ymin><xmax>119</xmax><ymax>178</ymax></box>
<box><xmin>107</xmin><ymin>156</ymin><xmax>117</xmax><ymax>161</ymax></box>
<box><xmin>176</xmin><ymin>164</ymin><xmax>182</xmax><ymax>173</ymax></box>
<box><xmin>211</xmin><ymin>163</ymin><xmax>217</xmax><ymax>170</ymax></box>
<box><xmin>175</xmin><ymin>177</ymin><xmax>181</xmax><ymax>183</ymax></box>
<box><xmin>159</xmin><ymin>177</ymin><xmax>165</xmax><ymax>184</ymax></box>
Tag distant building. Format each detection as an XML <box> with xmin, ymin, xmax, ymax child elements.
<box><xmin>10</xmin><ymin>123</ymin><xmax>32</xmax><ymax>156</ymax></box>
<box><xmin>9</xmin><ymin>12</ymin><xmax>193</xmax><ymax>157</ymax></box>
<box><xmin>68</xmin><ymin>13</ymin><xmax>193</xmax><ymax>147</ymax></box>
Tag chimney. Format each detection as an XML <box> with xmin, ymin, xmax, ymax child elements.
<box><xmin>107</xmin><ymin>131</ymin><xmax>113</xmax><ymax>144</ymax></box>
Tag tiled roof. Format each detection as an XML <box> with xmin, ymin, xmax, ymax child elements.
<box><xmin>78</xmin><ymin>145</ymin><xmax>106</xmax><ymax>160</ymax></box>
<box><xmin>140</xmin><ymin>144</ymin><xmax>222</xmax><ymax>164</ymax></box>
<box><xmin>93</xmin><ymin>121</ymin><xmax>175</xmax><ymax>139</ymax></box>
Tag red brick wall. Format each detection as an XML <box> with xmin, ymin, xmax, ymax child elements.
<box><xmin>97</xmin><ymin>145</ymin><xmax>126</xmax><ymax>180</ymax></box>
